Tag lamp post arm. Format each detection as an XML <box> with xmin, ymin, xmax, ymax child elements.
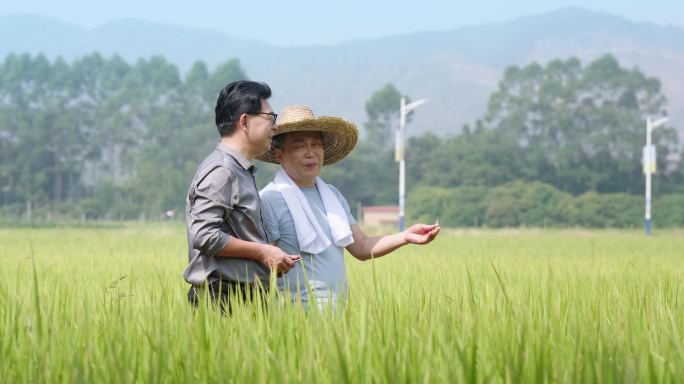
<box><xmin>650</xmin><ymin>117</ymin><xmax>668</xmax><ymax>130</ymax></box>
<box><xmin>405</xmin><ymin>99</ymin><xmax>427</xmax><ymax>114</ymax></box>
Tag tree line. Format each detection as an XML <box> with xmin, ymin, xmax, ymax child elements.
<box><xmin>0</xmin><ymin>53</ymin><xmax>682</xmax><ymax>227</ymax></box>
<box><xmin>0</xmin><ymin>53</ymin><xmax>245</xmax><ymax>220</ymax></box>
<box><xmin>326</xmin><ymin>55</ymin><xmax>684</xmax><ymax>227</ymax></box>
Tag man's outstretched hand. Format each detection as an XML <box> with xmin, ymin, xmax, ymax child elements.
<box><xmin>404</xmin><ymin>223</ymin><xmax>440</xmax><ymax>245</ymax></box>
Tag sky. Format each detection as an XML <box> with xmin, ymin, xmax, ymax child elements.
<box><xmin>1</xmin><ymin>0</ymin><xmax>683</xmax><ymax>46</ymax></box>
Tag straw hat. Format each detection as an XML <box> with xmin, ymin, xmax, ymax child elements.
<box><xmin>257</xmin><ymin>104</ymin><xmax>358</xmax><ymax>165</ymax></box>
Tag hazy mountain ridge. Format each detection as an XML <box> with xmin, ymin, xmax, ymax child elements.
<box><xmin>1</xmin><ymin>7</ymin><xmax>682</xmax><ymax>138</ymax></box>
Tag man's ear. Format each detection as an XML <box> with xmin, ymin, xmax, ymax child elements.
<box><xmin>239</xmin><ymin>114</ymin><xmax>249</xmax><ymax>129</ymax></box>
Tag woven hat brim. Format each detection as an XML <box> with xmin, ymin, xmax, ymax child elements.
<box><xmin>256</xmin><ymin>116</ymin><xmax>358</xmax><ymax>166</ymax></box>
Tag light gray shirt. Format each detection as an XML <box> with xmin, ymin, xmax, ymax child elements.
<box><xmin>183</xmin><ymin>143</ymin><xmax>270</xmax><ymax>285</ymax></box>
<box><xmin>260</xmin><ymin>183</ymin><xmax>356</xmax><ymax>307</ymax></box>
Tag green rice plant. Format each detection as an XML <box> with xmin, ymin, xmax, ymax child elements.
<box><xmin>0</xmin><ymin>225</ymin><xmax>682</xmax><ymax>382</ymax></box>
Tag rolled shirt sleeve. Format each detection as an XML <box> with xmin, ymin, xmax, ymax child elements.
<box><xmin>188</xmin><ymin>166</ymin><xmax>234</xmax><ymax>256</ymax></box>
<box><xmin>260</xmin><ymin>188</ymin><xmax>281</xmax><ymax>243</ymax></box>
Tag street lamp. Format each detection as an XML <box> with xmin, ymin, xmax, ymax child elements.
<box><xmin>644</xmin><ymin>116</ymin><xmax>668</xmax><ymax>235</ymax></box>
<box><xmin>396</xmin><ymin>97</ymin><xmax>427</xmax><ymax>231</ymax></box>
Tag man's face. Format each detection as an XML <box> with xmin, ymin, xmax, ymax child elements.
<box><xmin>275</xmin><ymin>131</ymin><xmax>325</xmax><ymax>187</ymax></box>
<box><xmin>246</xmin><ymin>99</ymin><xmax>278</xmax><ymax>155</ymax></box>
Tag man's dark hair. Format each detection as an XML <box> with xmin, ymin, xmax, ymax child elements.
<box><xmin>215</xmin><ymin>81</ymin><xmax>272</xmax><ymax>136</ymax></box>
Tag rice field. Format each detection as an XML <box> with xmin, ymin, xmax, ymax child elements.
<box><xmin>1</xmin><ymin>224</ymin><xmax>683</xmax><ymax>383</ymax></box>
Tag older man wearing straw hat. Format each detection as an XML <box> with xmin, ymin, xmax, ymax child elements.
<box><xmin>258</xmin><ymin>105</ymin><xmax>440</xmax><ymax>308</ymax></box>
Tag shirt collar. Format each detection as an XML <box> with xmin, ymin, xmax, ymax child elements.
<box><xmin>216</xmin><ymin>143</ymin><xmax>256</xmax><ymax>172</ymax></box>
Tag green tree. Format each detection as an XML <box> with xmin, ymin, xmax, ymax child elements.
<box><xmin>486</xmin><ymin>55</ymin><xmax>679</xmax><ymax>195</ymax></box>
<box><xmin>124</xmin><ymin>57</ymin><xmax>247</xmax><ymax>219</ymax></box>
<box><xmin>207</xmin><ymin>59</ymin><xmax>247</xmax><ymax>99</ymax></box>
<box><xmin>0</xmin><ymin>53</ymin><xmax>250</xmax><ymax>221</ymax></box>
<box><xmin>321</xmin><ymin>84</ymin><xmax>415</xmax><ymax>211</ymax></box>
<box><xmin>364</xmin><ymin>83</ymin><xmax>413</xmax><ymax>151</ymax></box>
<box><xmin>407</xmin><ymin>128</ymin><xmax>527</xmax><ymax>191</ymax></box>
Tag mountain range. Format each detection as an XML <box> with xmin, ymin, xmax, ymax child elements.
<box><xmin>1</xmin><ymin>7</ymin><xmax>683</xmax><ymax>139</ymax></box>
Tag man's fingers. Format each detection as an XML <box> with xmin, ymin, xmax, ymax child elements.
<box><xmin>278</xmin><ymin>264</ymin><xmax>291</xmax><ymax>276</ymax></box>
<box><xmin>405</xmin><ymin>224</ymin><xmax>440</xmax><ymax>245</ymax></box>
<box><xmin>416</xmin><ymin>223</ymin><xmax>438</xmax><ymax>233</ymax></box>
<box><xmin>280</xmin><ymin>254</ymin><xmax>299</xmax><ymax>274</ymax></box>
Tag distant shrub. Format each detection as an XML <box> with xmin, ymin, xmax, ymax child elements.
<box><xmin>561</xmin><ymin>192</ymin><xmax>642</xmax><ymax>228</ymax></box>
<box><xmin>407</xmin><ymin>186</ymin><xmax>487</xmax><ymax>227</ymax></box>
<box><xmin>653</xmin><ymin>194</ymin><xmax>684</xmax><ymax>227</ymax></box>
<box><xmin>406</xmin><ymin>181</ymin><xmax>683</xmax><ymax>228</ymax></box>
<box><xmin>483</xmin><ymin>181</ymin><xmax>570</xmax><ymax>227</ymax></box>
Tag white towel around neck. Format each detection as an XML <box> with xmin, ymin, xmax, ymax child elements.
<box><xmin>270</xmin><ymin>169</ymin><xmax>353</xmax><ymax>254</ymax></box>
